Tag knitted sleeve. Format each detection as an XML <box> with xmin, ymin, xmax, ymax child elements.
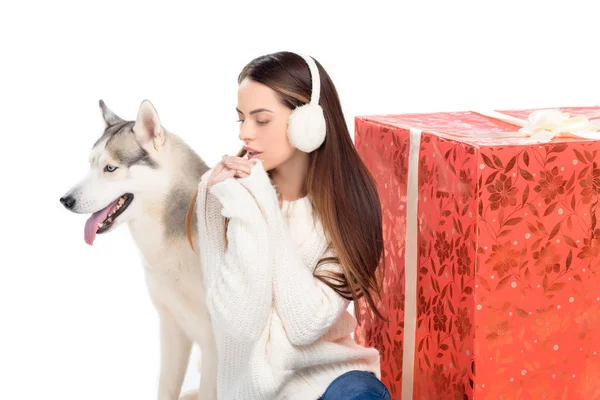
<box><xmin>237</xmin><ymin>160</ymin><xmax>349</xmax><ymax>346</ymax></box>
<box><xmin>196</xmin><ymin>169</ymin><xmax>272</xmax><ymax>342</ymax></box>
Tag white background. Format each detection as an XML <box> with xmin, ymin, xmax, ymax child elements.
<box><xmin>1</xmin><ymin>1</ymin><xmax>599</xmax><ymax>399</ymax></box>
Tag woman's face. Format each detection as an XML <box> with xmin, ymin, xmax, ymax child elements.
<box><xmin>236</xmin><ymin>78</ymin><xmax>297</xmax><ymax>172</ymax></box>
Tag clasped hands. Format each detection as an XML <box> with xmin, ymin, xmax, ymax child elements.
<box><xmin>207</xmin><ymin>154</ymin><xmax>256</xmax><ymax>190</ymax></box>
<box><xmin>206</xmin><ymin>153</ymin><xmax>283</xmax><ymax>215</ymax></box>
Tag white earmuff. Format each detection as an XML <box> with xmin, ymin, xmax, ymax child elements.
<box><xmin>287</xmin><ymin>53</ymin><xmax>327</xmax><ymax>153</ymax></box>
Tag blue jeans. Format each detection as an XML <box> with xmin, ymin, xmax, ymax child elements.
<box><xmin>318</xmin><ymin>370</ymin><xmax>391</xmax><ymax>400</ymax></box>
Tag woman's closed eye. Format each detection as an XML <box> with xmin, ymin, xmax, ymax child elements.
<box><xmin>237</xmin><ymin>119</ymin><xmax>270</xmax><ymax>125</ymax></box>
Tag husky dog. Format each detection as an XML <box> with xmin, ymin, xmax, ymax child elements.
<box><xmin>59</xmin><ymin>100</ymin><xmax>216</xmax><ymax>400</ymax></box>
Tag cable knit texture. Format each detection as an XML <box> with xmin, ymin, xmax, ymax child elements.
<box><xmin>196</xmin><ymin>159</ymin><xmax>381</xmax><ymax>400</ymax></box>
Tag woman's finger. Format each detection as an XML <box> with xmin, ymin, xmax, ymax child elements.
<box><xmin>218</xmin><ymin>161</ymin><xmax>249</xmax><ymax>180</ymax></box>
<box><xmin>209</xmin><ymin>161</ymin><xmax>226</xmax><ymax>180</ymax></box>
<box><xmin>208</xmin><ymin>162</ymin><xmax>235</xmax><ymax>189</ymax></box>
<box><xmin>223</xmin><ymin>156</ymin><xmax>254</xmax><ymax>175</ymax></box>
<box><xmin>217</xmin><ymin>166</ymin><xmax>236</xmax><ymax>181</ymax></box>
<box><xmin>234</xmin><ymin>169</ymin><xmax>250</xmax><ymax>179</ymax></box>
<box><xmin>214</xmin><ymin>161</ymin><xmax>226</xmax><ymax>172</ymax></box>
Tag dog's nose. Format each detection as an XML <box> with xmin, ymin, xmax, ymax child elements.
<box><xmin>60</xmin><ymin>195</ymin><xmax>76</xmax><ymax>209</ymax></box>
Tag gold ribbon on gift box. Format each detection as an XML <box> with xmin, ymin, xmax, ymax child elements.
<box><xmin>401</xmin><ymin>108</ymin><xmax>600</xmax><ymax>400</ymax></box>
<box><xmin>473</xmin><ymin>108</ymin><xmax>600</xmax><ymax>141</ymax></box>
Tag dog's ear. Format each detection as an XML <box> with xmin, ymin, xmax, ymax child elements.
<box><xmin>133</xmin><ymin>100</ymin><xmax>166</xmax><ymax>151</ymax></box>
<box><xmin>99</xmin><ymin>100</ymin><xmax>125</xmax><ymax>127</ymax></box>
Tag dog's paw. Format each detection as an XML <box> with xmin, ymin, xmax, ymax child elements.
<box><xmin>179</xmin><ymin>390</ymin><xmax>199</xmax><ymax>400</ymax></box>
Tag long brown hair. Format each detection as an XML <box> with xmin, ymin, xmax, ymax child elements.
<box><xmin>186</xmin><ymin>51</ymin><xmax>387</xmax><ymax>325</ymax></box>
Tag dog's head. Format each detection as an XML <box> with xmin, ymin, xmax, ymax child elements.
<box><xmin>60</xmin><ymin>99</ymin><xmax>171</xmax><ymax>246</ymax></box>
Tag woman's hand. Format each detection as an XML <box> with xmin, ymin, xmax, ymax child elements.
<box><xmin>207</xmin><ymin>155</ymin><xmax>255</xmax><ymax>190</ymax></box>
<box><xmin>222</xmin><ymin>155</ymin><xmax>255</xmax><ymax>179</ymax></box>
<box><xmin>207</xmin><ymin>160</ymin><xmax>236</xmax><ymax>190</ymax></box>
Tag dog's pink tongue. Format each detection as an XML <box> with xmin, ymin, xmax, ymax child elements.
<box><xmin>84</xmin><ymin>199</ymin><xmax>119</xmax><ymax>246</ymax></box>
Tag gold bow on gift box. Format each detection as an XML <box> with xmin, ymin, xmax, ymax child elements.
<box><xmin>474</xmin><ymin>108</ymin><xmax>600</xmax><ymax>142</ymax></box>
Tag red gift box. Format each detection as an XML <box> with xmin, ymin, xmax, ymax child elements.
<box><xmin>353</xmin><ymin>107</ymin><xmax>600</xmax><ymax>399</ymax></box>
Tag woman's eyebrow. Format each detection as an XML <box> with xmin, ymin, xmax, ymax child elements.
<box><xmin>236</xmin><ymin>107</ymin><xmax>274</xmax><ymax>115</ymax></box>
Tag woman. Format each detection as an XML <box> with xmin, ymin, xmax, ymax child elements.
<box><xmin>186</xmin><ymin>51</ymin><xmax>390</xmax><ymax>399</ymax></box>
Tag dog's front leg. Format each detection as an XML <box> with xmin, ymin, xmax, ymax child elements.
<box><xmin>179</xmin><ymin>322</ymin><xmax>217</xmax><ymax>400</ymax></box>
<box><xmin>196</xmin><ymin>314</ymin><xmax>218</xmax><ymax>400</ymax></box>
<box><xmin>157</xmin><ymin>307</ymin><xmax>192</xmax><ymax>400</ymax></box>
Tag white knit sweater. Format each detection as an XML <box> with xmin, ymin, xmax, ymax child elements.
<box><xmin>196</xmin><ymin>159</ymin><xmax>381</xmax><ymax>400</ymax></box>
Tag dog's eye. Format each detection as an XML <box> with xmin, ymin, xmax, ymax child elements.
<box><xmin>104</xmin><ymin>165</ymin><xmax>118</xmax><ymax>172</ymax></box>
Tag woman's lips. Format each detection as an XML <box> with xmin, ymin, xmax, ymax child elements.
<box><xmin>247</xmin><ymin>151</ymin><xmax>262</xmax><ymax>159</ymax></box>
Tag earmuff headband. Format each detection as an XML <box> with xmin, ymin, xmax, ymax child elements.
<box><xmin>296</xmin><ymin>53</ymin><xmax>321</xmax><ymax>105</ymax></box>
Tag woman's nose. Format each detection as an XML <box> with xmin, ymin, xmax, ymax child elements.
<box><xmin>238</xmin><ymin>123</ymin><xmax>256</xmax><ymax>141</ymax></box>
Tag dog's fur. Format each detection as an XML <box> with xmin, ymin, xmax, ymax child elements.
<box><xmin>59</xmin><ymin>100</ymin><xmax>216</xmax><ymax>400</ymax></box>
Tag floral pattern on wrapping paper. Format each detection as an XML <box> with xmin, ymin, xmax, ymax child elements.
<box><xmin>412</xmin><ymin>134</ymin><xmax>477</xmax><ymax>400</ymax></box>
<box><xmin>474</xmin><ymin>143</ymin><xmax>600</xmax><ymax>399</ymax></box>
<box><xmin>353</xmin><ymin>121</ymin><xmax>409</xmax><ymax>399</ymax></box>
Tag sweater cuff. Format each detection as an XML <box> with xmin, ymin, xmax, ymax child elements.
<box><xmin>236</xmin><ymin>159</ymin><xmax>279</xmax><ymax>212</ymax></box>
<box><xmin>209</xmin><ymin>177</ymin><xmax>257</xmax><ymax>220</ymax></box>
